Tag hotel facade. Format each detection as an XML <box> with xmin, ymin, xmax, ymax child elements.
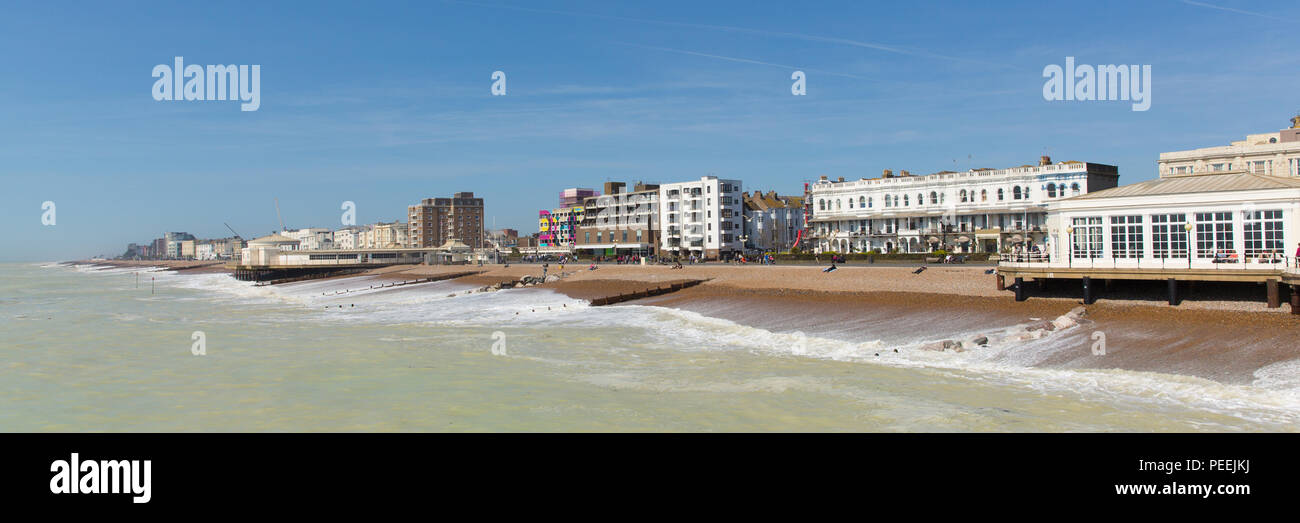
<box><xmin>1158</xmin><ymin>116</ymin><xmax>1300</xmax><ymax>178</ymax></box>
<box><xmin>807</xmin><ymin>157</ymin><xmax>1119</xmax><ymax>254</ymax></box>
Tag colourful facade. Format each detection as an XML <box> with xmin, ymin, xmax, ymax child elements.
<box><xmin>539</xmin><ymin>207</ymin><xmax>585</xmax><ymax>247</ymax></box>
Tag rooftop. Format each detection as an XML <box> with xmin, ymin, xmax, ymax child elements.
<box><xmin>1072</xmin><ymin>172</ymin><xmax>1300</xmax><ymax>200</ymax></box>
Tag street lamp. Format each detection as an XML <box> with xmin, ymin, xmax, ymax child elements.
<box><xmin>1184</xmin><ymin>222</ymin><xmax>1194</xmax><ymax>269</ymax></box>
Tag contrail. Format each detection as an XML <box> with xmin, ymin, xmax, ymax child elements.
<box><xmin>441</xmin><ymin>0</ymin><xmax>1009</xmax><ymax>68</ymax></box>
<box><xmin>1178</xmin><ymin>0</ymin><xmax>1298</xmax><ymax>22</ymax></box>
<box><xmin>615</xmin><ymin>43</ymin><xmax>871</xmax><ymax>80</ymax></box>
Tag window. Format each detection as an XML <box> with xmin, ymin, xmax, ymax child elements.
<box><xmin>1023</xmin><ymin>186</ymin><xmax>1030</xmax><ymax>199</ymax></box>
<box><xmin>903</xmin><ymin>195</ymin><xmax>910</xmax><ymax>206</ymax></box>
<box><xmin>1071</xmin><ymin>183</ymin><xmax>1080</xmax><ymax>196</ymax></box>
<box><xmin>917</xmin><ymin>193</ymin><xmax>924</xmax><ymax>206</ymax></box>
<box><xmin>848</xmin><ymin>198</ymin><xmax>854</xmax><ymax>209</ymax></box>
<box><xmin>930</xmin><ymin>191</ymin><xmax>938</xmax><ymax>205</ymax></box>
<box><xmin>981</xmin><ymin>189</ymin><xmax>988</xmax><ymax>202</ymax></box>
<box><xmin>858</xmin><ymin>196</ymin><xmax>865</xmax><ymax>208</ymax></box>
<box><xmin>1071</xmin><ymin>217</ymin><xmax>1104</xmax><ymax>258</ymax></box>
<box><xmin>585</xmin><ymin>232</ymin><xmax>591</xmax><ymax>243</ymax></box>
<box><xmin>836</xmin><ymin>199</ymin><xmax>842</xmax><ymax>210</ymax></box>
<box><xmin>1012</xmin><ymin>186</ymin><xmax>1021</xmax><ymax>200</ymax></box>
<box><xmin>997</xmin><ymin>188</ymin><xmax>1004</xmax><ymax>201</ymax></box>
<box><xmin>1110</xmin><ymin>215</ymin><xmax>1144</xmax><ymax>258</ymax></box>
<box><xmin>1047</xmin><ymin>184</ymin><xmax>1057</xmax><ymax>198</ymax></box>
<box><xmin>596</xmin><ymin>232</ymin><xmax>603</xmax><ymax>243</ymax></box>
<box><xmin>1195</xmin><ymin>212</ymin><xmax>1233</xmax><ymax>258</ymax></box>
<box><xmin>1211</xmin><ymin>163</ymin><xmax>1231</xmax><ymax>172</ymax></box>
<box><xmin>1250</xmin><ymin>160</ymin><xmax>1270</xmax><ymax>174</ymax></box>
<box><xmin>819</xmin><ymin>199</ymin><xmax>825</xmax><ymax>211</ymax></box>
<box><xmin>867</xmin><ymin>197</ymin><xmax>873</xmax><ymax>208</ymax></box>
<box><xmin>1151</xmin><ymin>214</ymin><xmax>1187</xmax><ymax>258</ymax></box>
<box><xmin>960</xmin><ymin>189</ymin><xmax>968</xmax><ymax>203</ymax></box>
<box><xmin>1244</xmin><ymin>210</ymin><xmax>1283</xmax><ymax>257</ymax></box>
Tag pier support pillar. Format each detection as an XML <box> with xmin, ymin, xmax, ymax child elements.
<box><xmin>996</xmin><ymin>274</ymin><xmax>1005</xmax><ymax>291</ymax></box>
<box><xmin>1082</xmin><ymin>276</ymin><xmax>1095</xmax><ymax>305</ymax></box>
<box><xmin>1167</xmin><ymin>278</ymin><xmax>1179</xmax><ymax>306</ymax></box>
<box><xmin>1291</xmin><ymin>286</ymin><xmax>1300</xmax><ymax>315</ymax></box>
<box><xmin>1014</xmin><ymin>277</ymin><xmax>1026</xmax><ymax>302</ymax></box>
<box><xmin>1267</xmin><ymin>280</ymin><xmax>1281</xmax><ymax>309</ymax></box>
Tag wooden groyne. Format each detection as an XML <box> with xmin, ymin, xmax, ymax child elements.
<box><xmin>589</xmin><ymin>279</ymin><xmax>707</xmax><ymax>306</ymax></box>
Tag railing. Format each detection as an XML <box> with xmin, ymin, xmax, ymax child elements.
<box><xmin>1000</xmin><ymin>251</ymin><xmax>1300</xmax><ymax>272</ymax></box>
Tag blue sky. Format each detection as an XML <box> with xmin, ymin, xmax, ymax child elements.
<box><xmin>4</xmin><ymin>0</ymin><xmax>1300</xmax><ymax>261</ymax></box>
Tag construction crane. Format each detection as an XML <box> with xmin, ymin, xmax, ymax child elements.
<box><xmin>224</xmin><ymin>222</ymin><xmax>243</xmax><ymax>239</ymax></box>
<box><xmin>274</xmin><ymin>198</ymin><xmax>286</xmax><ymax>231</ymax></box>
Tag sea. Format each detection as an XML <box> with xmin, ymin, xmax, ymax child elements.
<box><xmin>2</xmin><ymin>262</ymin><xmax>1299</xmax><ymax>432</ymax></box>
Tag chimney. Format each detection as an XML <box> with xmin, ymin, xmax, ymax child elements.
<box><xmin>882</xmin><ymin>169</ymin><xmax>893</xmax><ymax>178</ymax></box>
<box><xmin>819</xmin><ymin>175</ymin><xmax>828</xmax><ymax>181</ymax></box>
<box><xmin>1039</xmin><ymin>155</ymin><xmax>1051</xmax><ymax>166</ymax></box>
<box><xmin>1291</xmin><ymin>114</ymin><xmax>1300</xmax><ymax>130</ymax></box>
<box><xmin>837</xmin><ymin>176</ymin><xmax>845</xmax><ymax>182</ymax></box>
<box><xmin>900</xmin><ymin>170</ymin><xmax>910</xmax><ymax>177</ymax></box>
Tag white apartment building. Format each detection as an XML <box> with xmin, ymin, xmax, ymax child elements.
<box><xmin>658</xmin><ymin>176</ymin><xmax>744</xmax><ymax>259</ymax></box>
<box><xmin>808</xmin><ymin>157</ymin><xmax>1120</xmax><ymax>254</ymax></box>
<box><xmin>285</xmin><ymin>228</ymin><xmax>334</xmax><ymax>250</ymax></box>
<box><xmin>1159</xmin><ymin>115</ymin><xmax>1300</xmax><ymax>178</ymax></box>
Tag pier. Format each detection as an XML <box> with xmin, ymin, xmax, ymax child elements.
<box><xmin>998</xmin><ymin>257</ymin><xmax>1300</xmax><ymax>312</ymax></box>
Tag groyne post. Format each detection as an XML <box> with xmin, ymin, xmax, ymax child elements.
<box><xmin>1014</xmin><ymin>277</ymin><xmax>1026</xmax><ymax>302</ymax></box>
<box><xmin>1291</xmin><ymin>285</ymin><xmax>1300</xmax><ymax>315</ymax></box>
<box><xmin>1267</xmin><ymin>280</ymin><xmax>1280</xmax><ymax>308</ymax></box>
<box><xmin>1082</xmin><ymin>276</ymin><xmax>1094</xmax><ymax>305</ymax></box>
<box><xmin>995</xmin><ymin>274</ymin><xmax>1005</xmax><ymax>291</ymax></box>
<box><xmin>1167</xmin><ymin>278</ymin><xmax>1178</xmax><ymax>306</ymax></box>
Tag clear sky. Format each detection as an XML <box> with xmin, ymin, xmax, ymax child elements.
<box><xmin>4</xmin><ymin>0</ymin><xmax>1299</xmax><ymax>261</ymax></box>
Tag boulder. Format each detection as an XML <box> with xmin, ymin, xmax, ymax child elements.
<box><xmin>971</xmin><ymin>335</ymin><xmax>989</xmax><ymax>346</ymax></box>
<box><xmin>545</xmin><ymin>274</ymin><xmax>561</xmax><ymax>283</ymax></box>
<box><xmin>1050</xmin><ymin>315</ymin><xmax>1077</xmax><ymax>330</ymax></box>
<box><xmin>514</xmin><ymin>283</ymin><xmax>524</xmax><ymax>288</ymax></box>
<box><xmin>943</xmin><ymin>340</ymin><xmax>965</xmax><ymax>353</ymax></box>
<box><xmin>1069</xmin><ymin>306</ymin><xmax>1086</xmax><ymax>317</ymax></box>
<box><xmin>919</xmin><ymin>341</ymin><xmax>946</xmax><ymax>352</ymax></box>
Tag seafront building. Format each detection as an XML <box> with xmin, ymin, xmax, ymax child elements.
<box><xmin>1158</xmin><ymin>116</ymin><xmax>1300</xmax><ymax>178</ymax></box>
<box><xmin>408</xmin><ymin>192</ymin><xmax>485</xmax><ymax>249</ymax></box>
<box><xmin>807</xmin><ymin>157</ymin><xmax>1120</xmax><ymax>254</ymax></box>
<box><xmin>658</xmin><ymin>176</ymin><xmax>744</xmax><ymax>260</ymax></box>
<box><xmin>163</xmin><ymin>232</ymin><xmax>196</xmax><ymax>259</ymax></box>
<box><xmin>741</xmin><ymin>190</ymin><xmax>805</xmax><ymax>253</ymax></box>
<box><xmin>285</xmin><ymin>228</ymin><xmax>334</xmax><ymax>250</ymax></box>
<box><xmin>539</xmin><ymin>188</ymin><xmax>598</xmax><ymax>249</ymax></box>
<box><xmin>574</xmin><ymin>181</ymin><xmax>661</xmax><ymax>257</ymax></box>
<box><xmin>1000</xmin><ymin>114</ymin><xmax>1300</xmax><ymax>309</ymax></box>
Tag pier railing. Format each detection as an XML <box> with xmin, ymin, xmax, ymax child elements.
<box><xmin>1000</xmin><ymin>252</ymin><xmax>1300</xmax><ymax>272</ymax></box>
